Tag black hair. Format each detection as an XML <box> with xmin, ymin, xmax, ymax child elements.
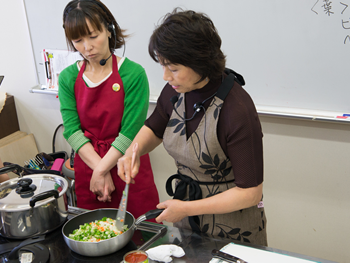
<box><xmin>149</xmin><ymin>8</ymin><xmax>226</xmax><ymax>82</ymax></box>
<box><xmin>63</xmin><ymin>0</ymin><xmax>127</xmax><ymax>53</ymax></box>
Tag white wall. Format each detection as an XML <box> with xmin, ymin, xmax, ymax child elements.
<box><xmin>1</xmin><ymin>1</ymin><xmax>349</xmax><ymax>262</ymax></box>
<box><xmin>260</xmin><ymin>116</ymin><xmax>350</xmax><ymax>263</ymax></box>
<box><xmin>0</xmin><ymin>1</ymin><xmax>70</xmax><ymax>154</ymax></box>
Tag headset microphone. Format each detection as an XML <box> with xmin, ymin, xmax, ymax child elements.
<box><xmin>170</xmin><ymin>95</ymin><xmax>197</xmax><ymax>121</ymax></box>
<box><xmin>99</xmin><ymin>54</ymin><xmax>112</xmax><ymax>66</ymax></box>
<box><xmin>170</xmin><ymin>92</ymin><xmax>216</xmax><ymax>121</ymax></box>
<box><xmin>100</xmin><ymin>23</ymin><xmax>117</xmax><ymax>66</ymax></box>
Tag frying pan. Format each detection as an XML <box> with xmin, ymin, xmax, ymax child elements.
<box><xmin>62</xmin><ymin>208</ymin><xmax>163</xmax><ymax>257</ymax></box>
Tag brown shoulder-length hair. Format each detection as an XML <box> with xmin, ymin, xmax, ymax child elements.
<box><xmin>62</xmin><ymin>0</ymin><xmax>127</xmax><ymax>53</ymax></box>
<box><xmin>149</xmin><ymin>8</ymin><xmax>226</xmax><ymax>82</ymax></box>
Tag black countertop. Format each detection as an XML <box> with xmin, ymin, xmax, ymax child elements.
<box><xmin>0</xmin><ymin>221</ymin><xmax>165</xmax><ymax>263</ymax></box>
<box><xmin>0</xmin><ymin>204</ymin><xmax>336</xmax><ymax>263</ymax></box>
<box><xmin>0</xmin><ymin>221</ymin><xmax>336</xmax><ymax>263</ymax></box>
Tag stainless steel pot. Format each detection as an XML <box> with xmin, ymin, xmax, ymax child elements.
<box><xmin>62</xmin><ymin>208</ymin><xmax>163</xmax><ymax>257</ymax></box>
<box><xmin>0</xmin><ymin>166</ymin><xmax>68</xmax><ymax>239</ymax></box>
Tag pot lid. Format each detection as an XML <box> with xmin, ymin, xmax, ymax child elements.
<box><xmin>0</xmin><ymin>174</ymin><xmax>68</xmax><ymax>211</ymax></box>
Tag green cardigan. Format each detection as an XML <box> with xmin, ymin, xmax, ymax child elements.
<box><xmin>58</xmin><ymin>57</ymin><xmax>149</xmax><ymax>154</ymax></box>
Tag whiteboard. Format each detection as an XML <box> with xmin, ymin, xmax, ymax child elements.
<box><xmin>24</xmin><ymin>0</ymin><xmax>350</xmax><ymax>118</ymax></box>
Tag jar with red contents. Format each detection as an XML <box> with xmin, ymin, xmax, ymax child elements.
<box><xmin>123</xmin><ymin>250</ymin><xmax>149</xmax><ymax>263</ymax></box>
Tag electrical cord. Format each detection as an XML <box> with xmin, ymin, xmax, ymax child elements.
<box><xmin>52</xmin><ymin>124</ymin><xmax>63</xmax><ymax>153</ymax></box>
<box><xmin>52</xmin><ymin>123</ymin><xmax>75</xmax><ymax>168</ymax></box>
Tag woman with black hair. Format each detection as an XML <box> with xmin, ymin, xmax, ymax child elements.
<box><xmin>59</xmin><ymin>0</ymin><xmax>159</xmax><ymax>219</ymax></box>
<box><xmin>118</xmin><ymin>8</ymin><xmax>267</xmax><ymax>246</ymax></box>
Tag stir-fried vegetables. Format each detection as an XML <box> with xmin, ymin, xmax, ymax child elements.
<box><xmin>68</xmin><ymin>217</ymin><xmax>128</xmax><ymax>242</ymax></box>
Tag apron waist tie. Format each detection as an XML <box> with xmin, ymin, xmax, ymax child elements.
<box><xmin>166</xmin><ymin>172</ymin><xmax>235</xmax><ymax>233</ymax></box>
<box><xmin>84</xmin><ymin>130</ymin><xmax>113</xmax><ymax>155</ymax></box>
<box><xmin>166</xmin><ymin>173</ymin><xmax>202</xmax><ymax>201</ymax></box>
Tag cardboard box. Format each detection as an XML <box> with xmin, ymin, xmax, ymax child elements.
<box><xmin>0</xmin><ymin>95</ymin><xmax>20</xmax><ymax>139</ymax></box>
<box><xmin>0</xmin><ymin>133</ymin><xmax>38</xmax><ymax>165</ymax></box>
<box><xmin>0</xmin><ymin>133</ymin><xmax>39</xmax><ymax>179</ymax></box>
<box><xmin>0</xmin><ymin>131</ymin><xmax>27</xmax><ymax>148</ymax></box>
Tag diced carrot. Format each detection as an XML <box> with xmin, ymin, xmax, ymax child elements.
<box><xmin>120</xmin><ymin>219</ymin><xmax>124</xmax><ymax>222</ymax></box>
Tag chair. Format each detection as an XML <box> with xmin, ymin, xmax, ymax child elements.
<box><xmin>62</xmin><ymin>157</ymin><xmax>76</xmax><ymax>207</ymax></box>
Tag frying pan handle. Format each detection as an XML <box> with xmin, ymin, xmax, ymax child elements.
<box><xmin>0</xmin><ymin>164</ymin><xmax>23</xmax><ymax>175</ymax></box>
<box><xmin>144</xmin><ymin>209</ymin><xmax>164</xmax><ymax>220</ymax></box>
<box><xmin>135</xmin><ymin>209</ymin><xmax>165</xmax><ymax>225</ymax></box>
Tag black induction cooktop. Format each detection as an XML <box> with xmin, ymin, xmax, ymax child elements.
<box><xmin>0</xmin><ymin>206</ymin><xmax>167</xmax><ymax>263</ymax></box>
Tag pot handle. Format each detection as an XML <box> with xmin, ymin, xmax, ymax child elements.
<box><xmin>29</xmin><ymin>190</ymin><xmax>59</xmax><ymax>208</ymax></box>
<box><xmin>0</xmin><ymin>164</ymin><xmax>23</xmax><ymax>176</ymax></box>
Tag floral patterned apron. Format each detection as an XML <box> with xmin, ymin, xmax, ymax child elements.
<box><xmin>163</xmin><ymin>75</ymin><xmax>267</xmax><ymax>246</ymax></box>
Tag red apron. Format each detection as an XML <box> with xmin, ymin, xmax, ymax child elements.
<box><xmin>74</xmin><ymin>55</ymin><xmax>159</xmax><ymax>220</ymax></box>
